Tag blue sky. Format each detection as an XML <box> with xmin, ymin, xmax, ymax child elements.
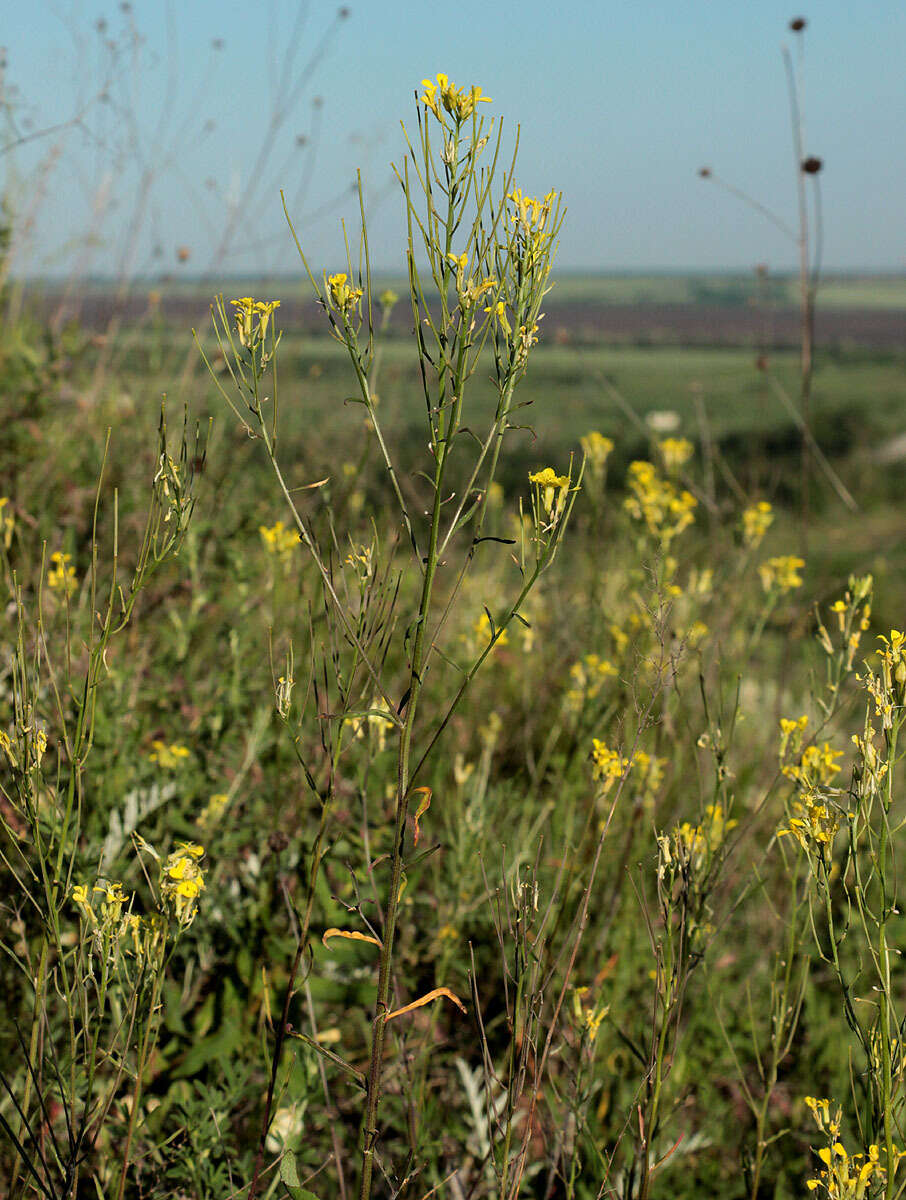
<box><xmin>4</xmin><ymin>1</ymin><xmax>905</xmax><ymax>277</ymax></box>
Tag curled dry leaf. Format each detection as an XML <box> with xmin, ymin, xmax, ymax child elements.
<box><xmin>412</xmin><ymin>786</ymin><xmax>432</xmax><ymax>846</ymax></box>
<box><xmin>385</xmin><ymin>987</ymin><xmax>467</xmax><ymax>1022</ymax></box>
<box><xmin>321</xmin><ymin>927</ymin><xmax>382</xmax><ymax>950</ymax></box>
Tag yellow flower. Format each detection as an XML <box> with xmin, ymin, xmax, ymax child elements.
<box><xmin>48</xmin><ymin>552</ymin><xmax>78</xmax><ymax>596</ymax></box>
<box><xmin>741</xmin><ymin>501</ymin><xmax>774</xmax><ymax>548</ymax></box>
<box><xmin>658</xmin><ymin>437</ymin><xmax>694</xmax><ymax>473</ymax></box>
<box><xmin>160</xmin><ymin>844</ymin><xmax>206</xmax><ymax>926</ymax></box>
<box><xmin>420</xmin><ymin>73</ymin><xmax>491</xmax><ymax>122</ymax></box>
<box><xmin>591</xmin><ymin>740</ymin><xmax>631</xmax><ymax>789</ymax></box>
<box><xmin>260</xmin><ymin>520</ymin><xmax>298</xmax><ymax>564</ymax></box>
<box><xmin>580</xmin><ymin>431</ymin><xmax>614</xmax><ymax>476</ymax></box>
<box><xmin>0</xmin><ymin>497</ymin><xmax>14</xmax><ymax>549</ymax></box>
<box><xmin>469</xmin><ymin>611</ymin><xmax>509</xmax><ymax>654</ymax></box>
<box><xmin>148</xmin><ymin>740</ymin><xmax>191</xmax><ymax>769</ymax></box>
<box><xmin>483</xmin><ymin>299</ymin><xmax>512</xmax><ymax>336</ymax></box>
<box><xmin>624</xmin><ymin>461</ymin><xmax>697</xmax><ymax>546</ymax></box>
<box><xmin>326</xmin><ymin>273</ymin><xmax>364</xmax><ymax>317</ymax></box>
<box><xmin>778</xmin><ymin>789</ymin><xmax>846</xmax><ymax>854</ymax></box>
<box><xmin>198</xmin><ymin>793</ymin><xmax>229</xmax><ymax>830</ymax></box>
<box><xmin>230</xmin><ymin>297</ymin><xmax>281</xmax><ymax>347</ymax></box>
<box><xmin>529</xmin><ymin>467</ymin><xmax>570</xmax><ymax>518</ymax></box>
<box><xmin>759</xmin><ymin>555</ymin><xmax>805</xmax><ymax>594</ymax></box>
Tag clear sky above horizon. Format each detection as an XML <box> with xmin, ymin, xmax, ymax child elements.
<box><xmin>4</xmin><ymin>0</ymin><xmax>904</xmax><ymax>279</ymax></box>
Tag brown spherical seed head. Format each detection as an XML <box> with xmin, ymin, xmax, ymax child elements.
<box><xmin>802</xmin><ymin>156</ymin><xmax>823</xmax><ymax>174</ymax></box>
<box><xmin>755</xmin><ymin>355</ymin><xmax>769</xmax><ymax>372</ymax></box>
<box><xmin>268</xmin><ymin>831</ymin><xmax>290</xmax><ymax>855</ymax></box>
<box><xmin>789</xmin><ymin>16</ymin><xmax>807</xmax><ymax>31</ymax></box>
<box><xmin>698</xmin><ymin>167</ymin><xmax>711</xmax><ymax>178</ymax></box>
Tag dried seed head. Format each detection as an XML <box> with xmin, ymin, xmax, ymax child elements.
<box><xmin>268</xmin><ymin>831</ymin><xmax>290</xmax><ymax>855</ymax></box>
<box><xmin>802</xmin><ymin>156</ymin><xmax>823</xmax><ymax>174</ymax></box>
<box><xmin>789</xmin><ymin>16</ymin><xmax>807</xmax><ymax>31</ymax></box>
<box><xmin>698</xmin><ymin>166</ymin><xmax>712</xmax><ymax>178</ymax></box>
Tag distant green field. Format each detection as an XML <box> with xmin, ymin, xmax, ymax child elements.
<box><xmin>49</xmin><ymin>271</ymin><xmax>906</xmax><ymax>311</ymax></box>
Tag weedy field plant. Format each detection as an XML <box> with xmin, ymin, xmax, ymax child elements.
<box><xmin>204</xmin><ymin>73</ymin><xmax>580</xmax><ymax>1200</ymax></box>
<box><xmin>1</xmin><ymin>68</ymin><xmax>905</xmax><ymax>1200</ymax></box>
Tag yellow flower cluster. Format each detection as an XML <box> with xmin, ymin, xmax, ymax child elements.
<box><xmin>260</xmin><ymin>520</ymin><xmax>298</xmax><ymax>563</ymax></box>
<box><xmin>782</xmin><ymin>740</ymin><xmax>844</xmax><ymax>787</ymax></box>
<box><xmin>819</xmin><ymin>581</ymin><xmax>873</xmax><ymax>669</ymax></box>
<box><xmin>447</xmin><ymin>252</ymin><xmax>498</xmax><ymax>311</ymax></box>
<box><xmin>566</xmin><ymin>654</ymin><xmax>617</xmax><ymax>709</ymax></box>
<box><xmin>591</xmin><ymin>740</ymin><xmax>631</xmax><ymax>790</ymax></box>
<box><xmin>230</xmin><ymin>297</ymin><xmax>280</xmax><ymax>347</ymax></box>
<box><xmin>741</xmin><ymin>500</ymin><xmax>774</xmax><ymax>548</ymax></box>
<box><xmin>327</xmin><ymin>272</ymin><xmax>364</xmax><ymax>317</ymax></box>
<box><xmin>48</xmin><ymin>551</ymin><xmax>77</xmax><ymax>596</ymax></box>
<box><xmin>507</xmin><ymin>188</ymin><xmax>557</xmax><ymax>240</ymax></box>
<box><xmin>778</xmin><ymin>791</ymin><xmax>847</xmax><ymax>855</ymax></box>
<box><xmin>759</xmin><ymin>555</ymin><xmax>805</xmax><ymax>594</ymax></box>
<box><xmin>624</xmin><ymin>460</ymin><xmax>697</xmax><ymax>546</ymax></box>
<box><xmin>160</xmin><ymin>842</ymin><xmax>206</xmax><ymax>927</ymax></box>
<box><xmin>572</xmin><ymin>985</ymin><xmax>609</xmax><ymax>1045</ymax></box>
<box><xmin>367</xmin><ymin>696</ymin><xmax>395</xmax><ymax>754</ymax></box>
<box><xmin>468</xmin><ymin>610</ymin><xmax>509</xmax><ymax>655</ymax></box>
<box><xmin>148</xmin><ymin>740</ymin><xmax>191</xmax><ymax>768</ymax></box>
<box><xmin>658</xmin><ymin>437</ymin><xmax>694</xmax><ymax>474</ymax></box>
<box><xmin>856</xmin><ymin>630</ymin><xmax>906</xmax><ymax>731</ymax></box>
<box><xmin>529</xmin><ymin>467</ymin><xmax>571</xmax><ymax>523</ymax></box>
<box><xmin>804</xmin><ymin>1096</ymin><xmax>902</xmax><ymax>1198</ymax></box>
<box><xmin>0</xmin><ymin>497</ymin><xmax>13</xmax><ymax>549</ymax></box>
<box><xmin>580</xmin><ymin>431</ymin><xmax>614</xmax><ymax>479</ymax></box>
<box><xmin>779</xmin><ymin>713</ymin><xmax>809</xmax><ymax>759</ymax></box>
<box><xmin>484</xmin><ymin>299</ymin><xmax>512</xmax><ymax>336</ymax></box>
<box><xmin>420</xmin><ymin>73</ymin><xmax>491</xmax><ymax>122</ymax></box>
<box><xmin>636</xmin><ymin>748</ymin><xmax>665</xmax><ymax>786</ymax></box>
<box><xmin>677</xmin><ymin>804</ymin><xmax>737</xmax><ymax>865</ymax></box>
<box><xmin>198</xmin><ymin>792</ymin><xmax>230</xmax><ymax>830</ymax></box>
<box><xmin>71</xmin><ymin>882</ymin><xmax>165</xmax><ymax>960</ymax></box>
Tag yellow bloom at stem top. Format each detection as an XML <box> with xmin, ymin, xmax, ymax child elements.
<box><xmin>529</xmin><ymin>467</ymin><xmax>570</xmax><ymax>517</ymax></box>
<box><xmin>580</xmin><ymin>431</ymin><xmax>614</xmax><ymax>476</ymax></box>
<box><xmin>741</xmin><ymin>500</ymin><xmax>774</xmax><ymax>548</ymax></box>
<box><xmin>327</xmin><ymin>273</ymin><xmax>364</xmax><ymax>317</ymax></box>
<box><xmin>48</xmin><ymin>552</ymin><xmax>78</xmax><ymax>596</ymax></box>
<box><xmin>420</xmin><ymin>73</ymin><xmax>491</xmax><ymax>122</ymax></box>
<box><xmin>658</xmin><ymin>437</ymin><xmax>694</xmax><ymax>474</ymax></box>
<box><xmin>230</xmin><ymin>297</ymin><xmax>281</xmax><ymax>347</ymax></box>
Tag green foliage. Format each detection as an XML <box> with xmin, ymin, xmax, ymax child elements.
<box><xmin>1</xmin><ymin>75</ymin><xmax>906</xmax><ymax>1200</ymax></box>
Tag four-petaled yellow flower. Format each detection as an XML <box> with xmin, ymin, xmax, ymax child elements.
<box><xmin>529</xmin><ymin>467</ymin><xmax>570</xmax><ymax>518</ymax></box>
